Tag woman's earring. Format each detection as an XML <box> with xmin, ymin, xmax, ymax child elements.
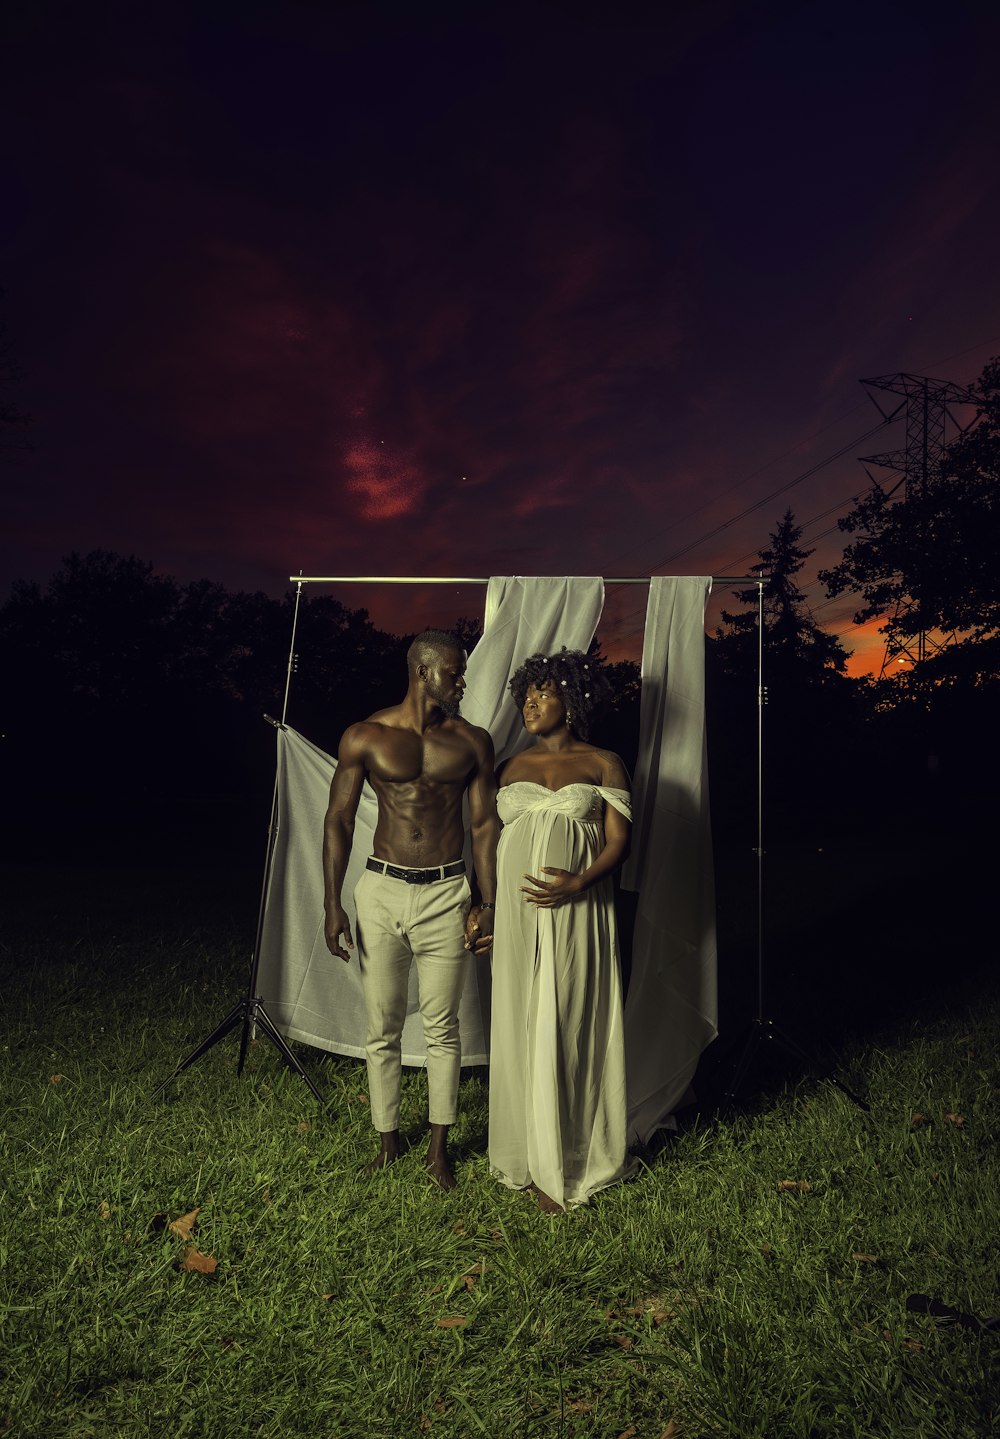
<box><xmin>565</xmin><ymin>712</ymin><xmax>572</xmax><ymax>726</ymax></box>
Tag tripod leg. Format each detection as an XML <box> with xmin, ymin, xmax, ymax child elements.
<box><xmin>767</xmin><ymin>1023</ymin><xmax>871</xmax><ymax>1113</ymax></box>
<box><xmin>722</xmin><ymin>1021</ymin><xmax>763</xmax><ymax>1108</ymax></box>
<box><xmin>153</xmin><ymin>1000</ymin><xmax>246</xmax><ymax>1095</ymax></box>
<box><xmin>236</xmin><ymin>1002</ymin><xmax>254</xmax><ymax>1078</ymax></box>
<box><xmin>251</xmin><ymin>1002</ymin><xmax>326</xmax><ymax>1106</ymax></box>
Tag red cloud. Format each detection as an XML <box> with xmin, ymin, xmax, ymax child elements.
<box><xmin>343</xmin><ymin>440</ymin><xmax>426</xmax><ymax>520</ymax></box>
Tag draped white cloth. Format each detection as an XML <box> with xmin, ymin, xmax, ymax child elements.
<box><xmin>255</xmin><ymin>577</ymin><xmax>604</xmax><ymax>1064</ymax></box>
<box><xmin>621</xmin><ymin>576</ymin><xmax>717</xmax><ymax>1142</ymax></box>
<box><xmin>255</xmin><ymin>573</ymin><xmax>716</xmax><ymax>1126</ymax></box>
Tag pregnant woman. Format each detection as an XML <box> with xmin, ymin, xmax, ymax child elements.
<box><xmin>488</xmin><ymin>649</ymin><xmax>632</xmax><ymax>1212</ymax></box>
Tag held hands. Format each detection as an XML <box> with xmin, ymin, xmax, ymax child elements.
<box><xmin>521</xmin><ymin>868</ymin><xmax>586</xmax><ymax>908</ymax></box>
<box><xmin>325</xmin><ymin>906</ymin><xmax>354</xmax><ymax>963</ymax></box>
<box><xmin>464</xmin><ymin>903</ymin><xmax>494</xmax><ymax>954</ymax></box>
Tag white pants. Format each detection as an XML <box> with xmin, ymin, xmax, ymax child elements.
<box><xmin>354</xmin><ymin>867</ymin><xmax>471</xmax><ymax>1131</ymax></box>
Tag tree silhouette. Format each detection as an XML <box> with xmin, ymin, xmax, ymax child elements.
<box><xmin>710</xmin><ymin>511</ymin><xmax>857</xmax><ymax>846</ymax></box>
<box><xmin>820</xmin><ymin>356</ymin><xmax>1000</xmax><ymax>684</ymax></box>
<box><xmin>716</xmin><ymin>509</ymin><xmax>848</xmax><ymax>686</ymax></box>
<box><xmin>0</xmin><ymin>552</ymin><xmax>406</xmax><ymax>857</ymax></box>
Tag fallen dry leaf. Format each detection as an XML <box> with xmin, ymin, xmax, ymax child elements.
<box><xmin>910</xmin><ymin>1111</ymin><xmax>928</xmax><ymax>1127</ymax></box>
<box><xmin>944</xmin><ymin>1112</ymin><xmax>965</xmax><ymax>1128</ymax></box>
<box><xmin>434</xmin><ymin>1315</ymin><xmax>468</xmax><ymax>1329</ymax></box>
<box><xmin>169</xmin><ymin>1207</ymin><xmax>201</xmax><ymax>1240</ymax></box>
<box><xmin>617</xmin><ymin>1427</ymin><xmax>638</xmax><ymax>1439</ymax></box>
<box><xmin>99</xmin><ymin>1202</ymin><xmax>112</xmax><ymax>1221</ymax></box>
<box><xmin>49</xmin><ymin>1074</ymin><xmax>64</xmax><ymax>1084</ymax></box>
<box><xmin>178</xmin><ymin>1245</ymin><xmax>218</xmax><ymax>1274</ymax></box>
<box><xmin>356</xmin><ymin>1093</ymin><xmax>370</xmax><ymax>1106</ymax></box>
<box><xmin>567</xmin><ymin>1400</ymin><xmax>594</xmax><ymax>1413</ymax></box>
<box><xmin>777</xmin><ymin>1179</ymin><xmax>812</xmax><ymax>1193</ymax></box>
<box><xmin>321</xmin><ymin>1293</ymin><xmax>336</xmax><ymax>1301</ymax></box>
<box><xmin>451</xmin><ymin>1221</ymin><xmax>466</xmax><ymax>1235</ymax></box>
<box><xmin>660</xmin><ymin>1421</ymin><xmax>683</xmax><ymax>1439</ymax></box>
<box><xmin>852</xmin><ymin>1252</ymin><xmax>880</xmax><ymax>1265</ymax></box>
<box><xmin>613</xmin><ymin>1334</ymin><xmax>635</xmax><ymax>1351</ymax></box>
<box><xmin>903</xmin><ymin>1338</ymin><xmax>925</xmax><ymax>1351</ymax></box>
<box><xmin>629</xmin><ymin>1301</ymin><xmax>675</xmax><ymax>1323</ymax></box>
<box><xmin>462</xmin><ymin>1263</ymin><xmax>483</xmax><ymax>1291</ymax></box>
<box><xmin>296</xmin><ymin>1120</ymin><xmax>311</xmax><ymax>1133</ymax></box>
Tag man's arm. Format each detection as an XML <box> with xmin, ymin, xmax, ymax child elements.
<box><xmin>465</xmin><ymin>727</ymin><xmax>499</xmax><ymax>953</ymax></box>
<box><xmin>323</xmin><ymin>725</ymin><xmax>369</xmax><ymax>962</ymax></box>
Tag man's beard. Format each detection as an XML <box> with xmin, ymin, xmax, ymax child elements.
<box><xmin>428</xmin><ymin>682</ymin><xmax>462</xmax><ymax>719</ymax></box>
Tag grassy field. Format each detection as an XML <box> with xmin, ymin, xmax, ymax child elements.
<box><xmin>2</xmin><ymin>859</ymin><xmax>998</xmax><ymax>1439</ymax></box>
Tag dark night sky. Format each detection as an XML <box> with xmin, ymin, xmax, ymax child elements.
<box><xmin>3</xmin><ymin>0</ymin><xmax>1000</xmax><ymax>671</ymax></box>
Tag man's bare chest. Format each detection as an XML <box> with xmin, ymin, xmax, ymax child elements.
<box><xmin>366</xmin><ymin>728</ymin><xmax>473</xmax><ymax>788</ymax></box>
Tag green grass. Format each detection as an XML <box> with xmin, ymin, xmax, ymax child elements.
<box><xmin>2</xmin><ymin>863</ymin><xmax>999</xmax><ymax>1439</ymax></box>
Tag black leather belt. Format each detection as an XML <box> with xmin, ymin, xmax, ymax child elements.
<box><xmin>366</xmin><ymin>857</ymin><xmax>467</xmax><ymax>884</ymax></box>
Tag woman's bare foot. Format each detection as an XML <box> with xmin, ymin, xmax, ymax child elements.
<box><xmin>533</xmin><ymin>1185</ymin><xmax>564</xmax><ymax>1213</ymax></box>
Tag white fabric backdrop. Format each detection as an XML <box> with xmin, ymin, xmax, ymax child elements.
<box><xmin>621</xmin><ymin>576</ymin><xmax>718</xmax><ymax>1141</ymax></box>
<box><xmin>256</xmin><ymin>577</ymin><xmax>605</xmax><ymax>1064</ymax></box>
<box><xmin>255</xmin><ymin>573</ymin><xmax>717</xmax><ymax>1134</ymax></box>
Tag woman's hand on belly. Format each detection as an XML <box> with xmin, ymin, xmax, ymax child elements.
<box><xmin>520</xmin><ymin>867</ymin><xmax>586</xmax><ymax>908</ymax></box>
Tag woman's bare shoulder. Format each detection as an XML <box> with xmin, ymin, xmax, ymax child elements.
<box><xmin>593</xmin><ymin>748</ymin><xmax>631</xmax><ymax>789</ymax></box>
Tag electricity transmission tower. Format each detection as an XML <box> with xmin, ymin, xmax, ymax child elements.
<box><xmin>858</xmin><ymin>373</ymin><xmax>978</xmax><ymax>675</ymax></box>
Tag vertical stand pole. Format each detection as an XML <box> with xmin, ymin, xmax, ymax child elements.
<box><xmin>721</xmin><ymin>577</ymin><xmax>869</xmax><ymax>1113</ymax></box>
<box><xmin>154</xmin><ymin>574</ymin><xmax>325</xmax><ymax>1105</ymax></box>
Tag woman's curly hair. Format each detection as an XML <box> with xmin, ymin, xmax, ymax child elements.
<box><xmin>508</xmin><ymin>648</ymin><xmax>612</xmax><ymax>742</ymax></box>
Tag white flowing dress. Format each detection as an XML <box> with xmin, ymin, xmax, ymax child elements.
<box><xmin>488</xmin><ymin>782</ymin><xmax>632</xmax><ymax>1208</ymax></box>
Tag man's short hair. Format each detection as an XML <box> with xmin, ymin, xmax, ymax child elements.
<box><xmin>407</xmin><ymin>628</ymin><xmax>462</xmax><ymax>671</ymax></box>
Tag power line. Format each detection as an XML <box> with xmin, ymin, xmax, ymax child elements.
<box><xmin>647</xmin><ymin>397</ymin><xmax>872</xmax><ymax>539</ymax></box>
<box><xmin>718</xmin><ymin>490</ymin><xmax>866</xmax><ymax>573</ymax></box>
<box><xmin>609</xmin><ymin>341</ymin><xmax>1000</xmax><ymax>654</ymax></box>
<box><xmin>649</xmin><ymin>334</ymin><xmax>999</xmax><ymax>579</ymax></box>
<box><xmin>645</xmin><ymin>416</ymin><xmax>894</xmax><ymax>570</ymax></box>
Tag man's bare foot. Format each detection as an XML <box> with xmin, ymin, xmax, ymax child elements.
<box><xmin>425</xmin><ymin>1152</ymin><xmax>457</xmax><ymax>1190</ymax></box>
<box><xmin>425</xmin><ymin>1121</ymin><xmax>456</xmax><ymax>1191</ymax></box>
<box><xmin>533</xmin><ymin>1185</ymin><xmax>564</xmax><ymax>1213</ymax></box>
<box><xmin>363</xmin><ymin>1131</ymin><xmax>401</xmax><ymax>1176</ymax></box>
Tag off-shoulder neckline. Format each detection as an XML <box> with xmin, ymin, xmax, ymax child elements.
<box><xmin>499</xmin><ymin>780</ymin><xmax>627</xmax><ymax>796</ymax></box>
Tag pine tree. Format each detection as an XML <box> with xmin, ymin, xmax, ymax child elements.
<box><xmin>716</xmin><ymin>509</ymin><xmax>848</xmax><ymax>685</ymax></box>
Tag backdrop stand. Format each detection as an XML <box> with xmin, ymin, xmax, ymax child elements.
<box><xmin>719</xmin><ymin>579</ymin><xmax>870</xmax><ymax>1113</ymax></box>
<box><xmin>154</xmin><ymin>576</ymin><xmax>326</xmax><ymax>1105</ymax></box>
<box><xmin>156</xmin><ymin>568</ymin><xmax>863</xmax><ymax>1118</ymax></box>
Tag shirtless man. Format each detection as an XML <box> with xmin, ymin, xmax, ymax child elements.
<box><xmin>323</xmin><ymin>629</ymin><xmax>498</xmax><ymax>1190</ymax></box>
